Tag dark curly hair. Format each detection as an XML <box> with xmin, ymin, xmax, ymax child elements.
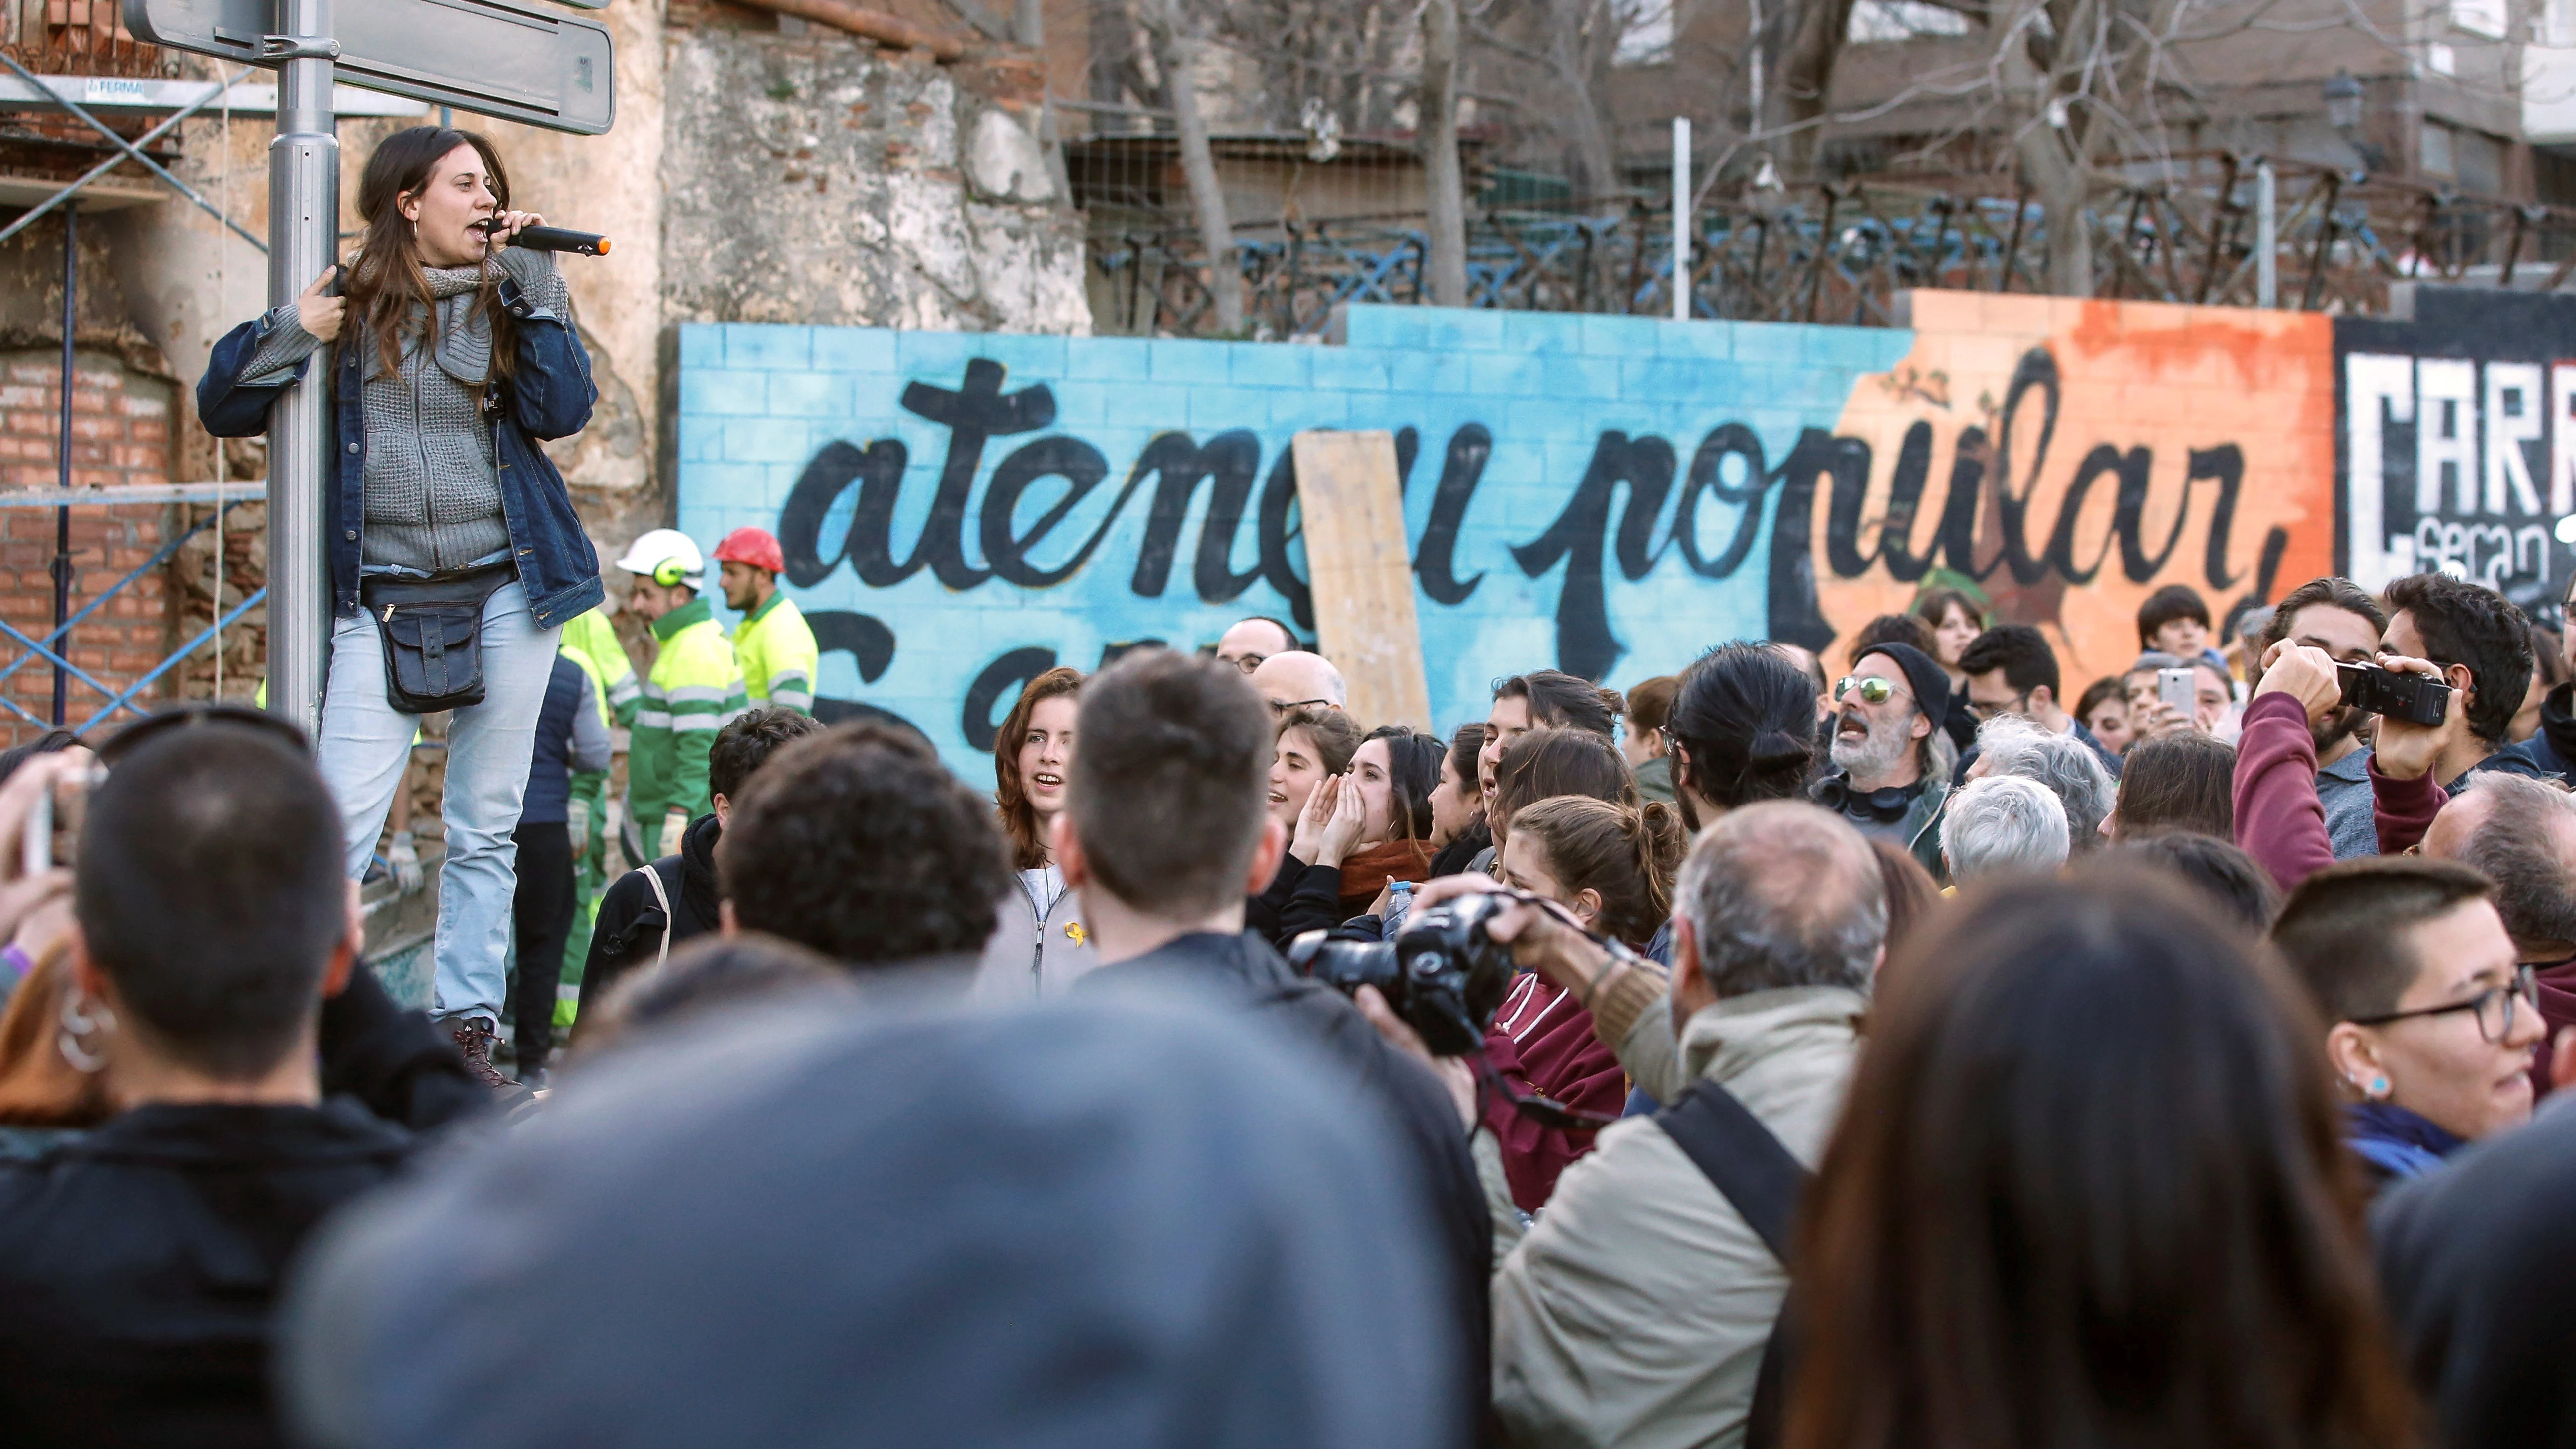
<box><xmin>718</xmin><ymin>723</ymin><xmax>1012</xmax><ymax>967</ymax></box>
<box><xmin>708</xmin><ymin>706</ymin><xmax>827</xmax><ymax>804</ymax></box>
<box><xmin>2384</xmin><ymin>571</ymin><xmax>2536</xmax><ymax>744</ymax></box>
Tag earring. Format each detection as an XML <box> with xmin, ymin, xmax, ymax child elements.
<box><xmin>56</xmin><ymin>987</ymin><xmax>112</xmax><ymax>1075</ymax></box>
<box><xmin>2369</xmin><ymin>1075</ymin><xmax>2391</xmax><ymax>1099</ymax></box>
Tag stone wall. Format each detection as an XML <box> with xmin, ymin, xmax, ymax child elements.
<box><xmin>0</xmin><ymin>9</ymin><xmax>1093</xmax><ymax>735</ymax></box>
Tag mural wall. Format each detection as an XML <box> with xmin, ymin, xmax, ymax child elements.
<box><xmin>674</xmin><ymin>291</ymin><xmax>2567</xmax><ymax>781</ymax></box>
<box><xmin>2337</xmin><ymin>287</ymin><xmax>2576</xmax><ymax>612</ymax></box>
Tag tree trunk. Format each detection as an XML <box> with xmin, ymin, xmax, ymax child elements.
<box><xmin>1772</xmin><ymin>0</ymin><xmax>1858</xmax><ymax>178</ymax></box>
<box><xmin>1550</xmin><ymin>0</ymin><xmax>1620</xmax><ymax>202</ymax></box>
<box><xmin>1146</xmin><ymin>0</ymin><xmax>1247</xmax><ymax>332</ymax></box>
<box><xmin>1420</xmin><ymin>0</ymin><xmax>1469</xmax><ymax>306</ymax></box>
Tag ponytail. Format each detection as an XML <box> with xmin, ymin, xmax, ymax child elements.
<box><xmin>1510</xmin><ymin>795</ymin><xmax>1679</xmax><ymax>949</ymax></box>
<box><xmin>1667</xmin><ymin>645</ymin><xmax>1819</xmax><ymax>811</ymax></box>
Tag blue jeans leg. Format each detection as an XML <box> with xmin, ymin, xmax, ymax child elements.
<box><xmin>316</xmin><ymin>581</ymin><xmax>558</xmax><ymax>1025</ymax></box>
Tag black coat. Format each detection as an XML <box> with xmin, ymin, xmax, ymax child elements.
<box><xmin>0</xmin><ymin>1099</ymin><xmax>412</xmax><ymax>1448</ymax></box>
<box><xmin>1080</xmin><ymin>931</ymin><xmax>1491</xmax><ymax>1449</ymax></box>
<box><xmin>580</xmin><ymin>813</ymin><xmax>723</xmax><ymax>1010</ymax></box>
<box><xmin>2374</xmin><ymin>1102</ymin><xmax>2576</xmax><ymax>1449</ymax></box>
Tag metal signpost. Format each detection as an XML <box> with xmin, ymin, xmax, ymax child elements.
<box><xmin>121</xmin><ymin>0</ymin><xmax>614</xmax><ymax>741</ymax></box>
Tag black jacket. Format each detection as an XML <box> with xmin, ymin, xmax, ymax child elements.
<box><xmin>1080</xmin><ymin>931</ymin><xmax>1490</xmax><ymax>1449</ymax></box>
<box><xmin>580</xmin><ymin>813</ymin><xmax>723</xmax><ymax>1010</ymax></box>
<box><xmin>2490</xmin><ymin>681</ymin><xmax>2576</xmax><ymax>783</ymax></box>
<box><xmin>320</xmin><ymin>964</ymin><xmax>489</xmax><ymax>1133</ymax></box>
<box><xmin>1426</xmin><ymin>819</ymin><xmax>1491</xmax><ymax>881</ymax></box>
<box><xmin>2374</xmin><ymin>1100</ymin><xmax>2576</xmax><ymax>1448</ymax></box>
<box><xmin>1247</xmin><ymin>851</ymin><xmax>1348</xmax><ymax>954</ymax></box>
<box><xmin>0</xmin><ymin>1099</ymin><xmax>413</xmax><ymax>1448</ymax></box>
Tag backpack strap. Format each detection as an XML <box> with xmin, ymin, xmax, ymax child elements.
<box><xmin>1653</xmin><ymin>1076</ymin><xmax>1810</xmax><ymax>1263</ymax></box>
<box><xmin>1656</xmin><ymin>1077</ymin><xmax>1814</xmax><ymax>1449</ymax></box>
<box><xmin>635</xmin><ymin>861</ymin><xmax>676</xmax><ymax>972</ymax></box>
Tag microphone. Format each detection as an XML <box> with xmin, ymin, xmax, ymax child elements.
<box><xmin>473</xmin><ymin>221</ymin><xmax>610</xmax><ymax>256</ymax></box>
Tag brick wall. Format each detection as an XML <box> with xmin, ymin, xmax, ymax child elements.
<box><xmin>0</xmin><ymin>349</ymin><xmax>179</xmax><ymax>743</ymax></box>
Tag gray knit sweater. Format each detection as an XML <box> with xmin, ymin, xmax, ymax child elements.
<box><xmin>241</xmin><ymin>248</ymin><xmax>571</xmax><ymax>575</ymax></box>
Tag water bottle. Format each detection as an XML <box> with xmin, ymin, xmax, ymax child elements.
<box><xmin>1385</xmin><ymin>879</ymin><xmax>1415</xmax><ymax>937</ymax></box>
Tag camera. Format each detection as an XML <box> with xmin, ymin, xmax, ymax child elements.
<box><xmin>1288</xmin><ymin>891</ymin><xmax>1519</xmax><ymax>1056</ymax></box>
<box><xmin>2336</xmin><ymin>661</ymin><xmax>2452</xmax><ymax>726</ymax></box>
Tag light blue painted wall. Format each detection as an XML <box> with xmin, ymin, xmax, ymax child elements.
<box><xmin>677</xmin><ymin>304</ymin><xmax>1911</xmax><ymax>782</ymax></box>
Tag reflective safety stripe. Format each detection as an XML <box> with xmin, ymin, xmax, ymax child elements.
<box><xmin>769</xmin><ymin>687</ymin><xmax>814</xmax><ymax>712</ymax></box>
<box><xmin>670</xmin><ymin>713</ymin><xmax>730</xmax><ymax>733</ymax></box>
<box><xmin>663</xmin><ymin>683</ymin><xmax>737</xmax><ymax>706</ymax></box>
<box><xmin>631</xmin><ymin>709</ymin><xmax>673</xmax><ymax>729</ymax></box>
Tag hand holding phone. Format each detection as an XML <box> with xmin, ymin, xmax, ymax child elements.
<box><xmin>0</xmin><ymin>753</ymin><xmax>82</xmax><ymax>949</ymax></box>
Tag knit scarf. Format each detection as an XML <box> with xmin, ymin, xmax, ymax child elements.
<box><xmin>1338</xmin><ymin>838</ymin><xmax>1437</xmax><ymax>918</ymax></box>
<box><xmin>366</xmin><ymin>264</ymin><xmax>495</xmax><ymax>385</ymax></box>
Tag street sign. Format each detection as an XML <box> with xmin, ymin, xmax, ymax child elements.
<box><xmin>124</xmin><ymin>0</ymin><xmax>614</xmax><ymax>135</ymax></box>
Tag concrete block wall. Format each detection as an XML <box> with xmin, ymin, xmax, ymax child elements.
<box><xmin>677</xmin><ymin>291</ymin><xmax>2374</xmax><ymax>785</ymax></box>
<box><xmin>677</xmin><ymin>303</ymin><xmax>1908</xmax><ymax>781</ymax></box>
<box><xmin>0</xmin><ymin>350</ymin><xmax>177</xmax><ymax>740</ymax></box>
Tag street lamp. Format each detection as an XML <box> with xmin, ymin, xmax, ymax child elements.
<box><xmin>2323</xmin><ymin>69</ymin><xmax>2379</xmax><ymax>173</ymax></box>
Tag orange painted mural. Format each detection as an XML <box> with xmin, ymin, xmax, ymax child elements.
<box><xmin>1809</xmin><ymin>291</ymin><xmax>2340</xmax><ymax>687</ymax></box>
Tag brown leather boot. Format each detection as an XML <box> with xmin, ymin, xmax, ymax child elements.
<box><xmin>448</xmin><ymin>1017</ymin><xmax>517</xmax><ymax>1094</ymax></box>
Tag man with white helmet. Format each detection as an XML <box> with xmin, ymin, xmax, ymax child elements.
<box><xmin>615</xmin><ymin>529</ymin><xmax>748</xmax><ymax>858</ymax></box>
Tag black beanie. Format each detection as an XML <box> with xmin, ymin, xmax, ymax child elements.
<box><xmin>1848</xmin><ymin>641</ymin><xmax>1952</xmax><ymax>727</ymax></box>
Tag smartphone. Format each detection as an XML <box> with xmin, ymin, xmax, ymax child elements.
<box><xmin>19</xmin><ymin>759</ymin><xmax>97</xmax><ymax>875</ymax></box>
<box><xmin>2157</xmin><ymin>667</ymin><xmax>2196</xmax><ymax>717</ymax></box>
<box><xmin>2336</xmin><ymin>662</ymin><xmax>2452</xmax><ymax>726</ymax></box>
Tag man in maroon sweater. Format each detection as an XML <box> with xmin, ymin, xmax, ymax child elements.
<box><xmin>2233</xmin><ymin>641</ymin><xmax>2449</xmax><ymax>892</ymax></box>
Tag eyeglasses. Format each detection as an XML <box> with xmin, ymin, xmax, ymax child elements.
<box><xmin>1834</xmin><ymin>676</ymin><xmax>1911</xmax><ymax>707</ymax></box>
<box><xmin>1231</xmin><ymin>654</ymin><xmax>1266</xmax><ymax>675</ymax></box>
<box><xmin>1965</xmin><ymin>690</ymin><xmax>2032</xmax><ymax>722</ymax></box>
<box><xmin>1268</xmin><ymin>698</ymin><xmax>1334</xmax><ymax>716</ymax></box>
<box><xmin>2350</xmin><ymin>965</ymin><xmax>2537</xmax><ymax>1044</ymax></box>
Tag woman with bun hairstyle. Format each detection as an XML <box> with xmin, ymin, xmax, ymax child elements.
<box><xmin>1486</xmin><ymin>793</ymin><xmax>1687</xmax><ymax>1209</ymax></box>
<box><xmin>1493</xmin><ymin>644</ymin><xmax>1823</xmax><ymax>1108</ymax></box>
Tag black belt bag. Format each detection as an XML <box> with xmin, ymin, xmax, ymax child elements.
<box><xmin>359</xmin><ymin>563</ymin><xmax>514</xmax><ymax>714</ymax></box>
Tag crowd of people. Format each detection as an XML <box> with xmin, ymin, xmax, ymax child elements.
<box><xmin>1</xmin><ymin>551</ymin><xmax>2576</xmax><ymax>1447</ymax></box>
<box><xmin>33</xmin><ymin>112</ymin><xmax>2572</xmax><ymax>1446</ymax></box>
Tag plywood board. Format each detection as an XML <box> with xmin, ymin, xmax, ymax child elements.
<box><xmin>1290</xmin><ymin>429</ymin><xmax>1432</xmax><ymax>732</ymax></box>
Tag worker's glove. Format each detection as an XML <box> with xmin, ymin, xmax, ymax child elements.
<box><xmin>387</xmin><ymin>830</ymin><xmax>424</xmax><ymax>896</ymax></box>
<box><xmin>566</xmin><ymin>797</ymin><xmax>591</xmax><ymax>858</ymax></box>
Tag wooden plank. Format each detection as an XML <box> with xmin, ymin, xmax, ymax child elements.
<box><xmin>1289</xmin><ymin>428</ymin><xmax>1432</xmax><ymax>732</ymax></box>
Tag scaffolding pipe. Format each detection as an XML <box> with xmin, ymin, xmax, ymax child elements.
<box><xmin>52</xmin><ymin>204</ymin><xmax>75</xmax><ymax>727</ymax></box>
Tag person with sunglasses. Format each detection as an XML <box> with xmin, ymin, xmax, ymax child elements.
<box><xmin>2273</xmin><ymin>856</ymin><xmax>2543</xmax><ymax>1191</ymax></box>
<box><xmin>1811</xmin><ymin>642</ymin><xmax>1953</xmax><ymax>879</ymax></box>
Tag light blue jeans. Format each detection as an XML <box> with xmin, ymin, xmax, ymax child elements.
<box><xmin>317</xmin><ymin>580</ymin><xmax>558</xmax><ymax>1025</ymax></box>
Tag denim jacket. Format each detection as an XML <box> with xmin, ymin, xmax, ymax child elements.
<box><xmin>195</xmin><ymin>273</ymin><xmax>605</xmax><ymax>629</ymax></box>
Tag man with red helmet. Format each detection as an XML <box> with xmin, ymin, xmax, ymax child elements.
<box><xmin>712</xmin><ymin>527</ymin><xmax>819</xmax><ymax>715</ymax></box>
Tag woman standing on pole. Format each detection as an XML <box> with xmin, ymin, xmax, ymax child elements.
<box><xmin>197</xmin><ymin>125</ymin><xmax>601</xmax><ymax>1088</ymax></box>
